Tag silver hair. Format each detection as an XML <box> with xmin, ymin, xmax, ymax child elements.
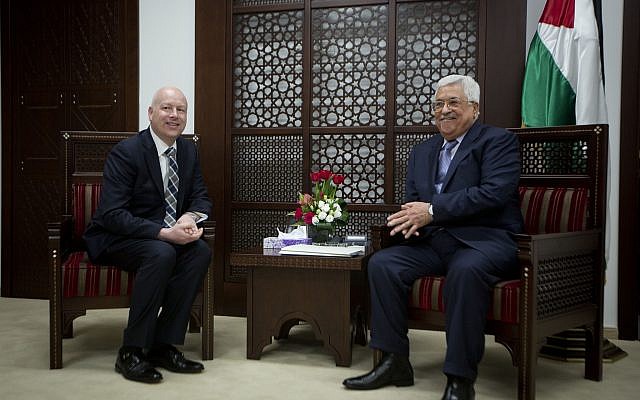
<box><xmin>432</xmin><ymin>75</ymin><xmax>480</xmax><ymax>103</ymax></box>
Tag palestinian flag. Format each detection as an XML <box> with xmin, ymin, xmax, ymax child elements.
<box><xmin>521</xmin><ymin>0</ymin><xmax>607</xmax><ymax>126</ymax></box>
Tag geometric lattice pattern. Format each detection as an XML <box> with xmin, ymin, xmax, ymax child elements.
<box><xmin>232</xmin><ymin>135</ymin><xmax>303</xmax><ymax>202</ymax></box>
<box><xmin>69</xmin><ymin>1</ymin><xmax>120</xmax><ymax>85</ymax></box>
<box><xmin>311</xmin><ymin>134</ymin><xmax>385</xmax><ymax>204</ymax></box>
<box><xmin>396</xmin><ymin>0</ymin><xmax>478</xmax><ymax>126</ymax></box>
<box><xmin>521</xmin><ymin>140</ymin><xmax>588</xmax><ymax>175</ymax></box>
<box><xmin>233</xmin><ymin>11</ymin><xmax>304</xmax><ymax>128</ymax></box>
<box><xmin>229</xmin><ymin>208</ymin><xmax>295</xmax><ymax>281</ymax></box>
<box><xmin>73</xmin><ymin>143</ymin><xmax>120</xmax><ymax>173</ymax></box>
<box><xmin>232</xmin><ymin>209</ymin><xmax>292</xmax><ymax>253</ymax></box>
<box><xmin>338</xmin><ymin>210</ymin><xmax>389</xmax><ymax>238</ymax></box>
<box><xmin>20</xmin><ymin>3</ymin><xmax>64</xmax><ymax>88</ymax></box>
<box><xmin>229</xmin><ymin>1</ymin><xmax>482</xmax><ymax>264</ymax></box>
<box><xmin>311</xmin><ymin>5</ymin><xmax>388</xmax><ymax>127</ymax></box>
<box><xmin>394</xmin><ymin>132</ymin><xmax>437</xmax><ymax>203</ymax></box>
<box><xmin>537</xmin><ymin>254</ymin><xmax>595</xmax><ymax>319</ymax></box>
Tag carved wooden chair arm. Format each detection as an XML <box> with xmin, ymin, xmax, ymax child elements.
<box><xmin>516</xmin><ymin>229</ymin><xmax>602</xmax><ymax>319</ymax></box>
<box><xmin>47</xmin><ymin>215</ymin><xmax>74</xmax><ymax>264</ymax></box>
<box><xmin>370</xmin><ymin>224</ymin><xmax>405</xmax><ymax>251</ymax></box>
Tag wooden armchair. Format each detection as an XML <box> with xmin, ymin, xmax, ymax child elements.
<box><xmin>48</xmin><ymin>131</ymin><xmax>215</xmax><ymax>369</ymax></box>
<box><xmin>370</xmin><ymin>125</ymin><xmax>607</xmax><ymax>400</ymax></box>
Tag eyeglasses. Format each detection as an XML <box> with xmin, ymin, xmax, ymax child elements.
<box><xmin>431</xmin><ymin>98</ymin><xmax>475</xmax><ymax>112</ymax></box>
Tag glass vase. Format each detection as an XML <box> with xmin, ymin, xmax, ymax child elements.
<box><xmin>308</xmin><ymin>223</ymin><xmax>335</xmax><ymax>244</ymax></box>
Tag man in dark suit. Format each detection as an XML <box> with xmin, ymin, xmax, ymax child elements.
<box><xmin>343</xmin><ymin>75</ymin><xmax>524</xmax><ymax>400</ymax></box>
<box><xmin>84</xmin><ymin>86</ymin><xmax>212</xmax><ymax>384</ymax></box>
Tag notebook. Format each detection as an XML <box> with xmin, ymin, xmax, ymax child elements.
<box><xmin>279</xmin><ymin>244</ymin><xmax>365</xmax><ymax>257</ymax></box>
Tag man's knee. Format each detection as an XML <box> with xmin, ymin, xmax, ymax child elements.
<box><xmin>183</xmin><ymin>239</ymin><xmax>212</xmax><ymax>275</ymax></box>
<box><xmin>195</xmin><ymin>239</ymin><xmax>212</xmax><ymax>266</ymax></box>
<box><xmin>448</xmin><ymin>261</ymin><xmax>484</xmax><ymax>278</ymax></box>
<box><xmin>130</xmin><ymin>241</ymin><xmax>177</xmax><ymax>283</ymax></box>
<box><xmin>150</xmin><ymin>241</ymin><xmax>178</xmax><ymax>265</ymax></box>
<box><xmin>445</xmin><ymin>258</ymin><xmax>492</xmax><ymax>294</ymax></box>
<box><xmin>368</xmin><ymin>251</ymin><xmax>391</xmax><ymax>278</ymax></box>
<box><xmin>368</xmin><ymin>250</ymin><xmax>405</xmax><ymax>287</ymax></box>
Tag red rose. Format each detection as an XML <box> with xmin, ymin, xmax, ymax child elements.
<box><xmin>319</xmin><ymin>169</ymin><xmax>332</xmax><ymax>181</ymax></box>
<box><xmin>294</xmin><ymin>207</ymin><xmax>303</xmax><ymax>220</ymax></box>
<box><xmin>332</xmin><ymin>174</ymin><xmax>344</xmax><ymax>185</ymax></box>
<box><xmin>303</xmin><ymin>211</ymin><xmax>315</xmax><ymax>225</ymax></box>
<box><xmin>310</xmin><ymin>172</ymin><xmax>320</xmax><ymax>182</ymax></box>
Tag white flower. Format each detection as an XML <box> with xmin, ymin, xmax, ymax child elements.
<box><xmin>312</xmin><ymin>216</ymin><xmax>319</xmax><ymax>225</ymax></box>
<box><xmin>333</xmin><ymin>203</ymin><xmax>342</xmax><ymax>211</ymax></box>
<box><xmin>318</xmin><ymin>200</ymin><xmax>326</xmax><ymax>209</ymax></box>
<box><xmin>334</xmin><ymin>210</ymin><xmax>342</xmax><ymax>218</ymax></box>
<box><xmin>318</xmin><ymin>211</ymin><xmax>327</xmax><ymax>220</ymax></box>
<box><xmin>326</xmin><ymin>214</ymin><xmax>334</xmax><ymax>223</ymax></box>
<box><xmin>321</xmin><ymin>203</ymin><xmax>330</xmax><ymax>212</ymax></box>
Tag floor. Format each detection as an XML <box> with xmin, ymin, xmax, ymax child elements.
<box><xmin>0</xmin><ymin>297</ymin><xmax>638</xmax><ymax>399</ymax></box>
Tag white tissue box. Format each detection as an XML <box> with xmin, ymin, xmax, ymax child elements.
<box><xmin>263</xmin><ymin>237</ymin><xmax>284</xmax><ymax>249</ymax></box>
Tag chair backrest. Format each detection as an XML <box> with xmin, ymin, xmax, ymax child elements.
<box><xmin>60</xmin><ymin>131</ymin><xmax>202</xmax><ymax>245</ymax></box>
<box><xmin>389</xmin><ymin>125</ymin><xmax>607</xmax><ymax>236</ymax></box>
<box><xmin>518</xmin><ymin>186</ymin><xmax>588</xmax><ymax>234</ymax></box>
<box><xmin>511</xmin><ymin>124</ymin><xmax>608</xmax><ymax>235</ymax></box>
<box><xmin>61</xmin><ymin>131</ymin><xmax>136</xmax><ymax>246</ymax></box>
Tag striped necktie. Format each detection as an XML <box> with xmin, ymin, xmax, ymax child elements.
<box><xmin>163</xmin><ymin>147</ymin><xmax>179</xmax><ymax>227</ymax></box>
<box><xmin>435</xmin><ymin>140</ymin><xmax>457</xmax><ymax>193</ymax></box>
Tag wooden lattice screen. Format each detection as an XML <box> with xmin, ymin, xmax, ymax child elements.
<box><xmin>228</xmin><ymin>0</ymin><xmax>482</xmax><ymax>282</ymax></box>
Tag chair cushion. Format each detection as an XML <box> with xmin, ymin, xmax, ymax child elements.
<box><xmin>519</xmin><ymin>186</ymin><xmax>588</xmax><ymax>234</ymax></box>
<box><xmin>408</xmin><ymin>186</ymin><xmax>588</xmax><ymax>323</ymax></box>
<box><xmin>73</xmin><ymin>183</ymin><xmax>102</xmax><ymax>240</ymax></box>
<box><xmin>409</xmin><ymin>276</ymin><xmax>521</xmax><ymax>323</ymax></box>
<box><xmin>62</xmin><ymin>251</ymin><xmax>133</xmax><ymax>297</ymax></box>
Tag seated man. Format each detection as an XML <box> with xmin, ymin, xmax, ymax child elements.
<box><xmin>84</xmin><ymin>86</ymin><xmax>212</xmax><ymax>383</ymax></box>
<box><xmin>343</xmin><ymin>75</ymin><xmax>524</xmax><ymax>400</ymax></box>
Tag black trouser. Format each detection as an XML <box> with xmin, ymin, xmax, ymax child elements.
<box><xmin>367</xmin><ymin>229</ymin><xmax>514</xmax><ymax>381</ymax></box>
<box><xmin>97</xmin><ymin>238</ymin><xmax>211</xmax><ymax>349</ymax></box>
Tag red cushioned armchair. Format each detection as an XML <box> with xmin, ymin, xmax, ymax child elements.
<box><xmin>48</xmin><ymin>131</ymin><xmax>215</xmax><ymax>369</ymax></box>
<box><xmin>370</xmin><ymin>125</ymin><xmax>607</xmax><ymax>400</ymax></box>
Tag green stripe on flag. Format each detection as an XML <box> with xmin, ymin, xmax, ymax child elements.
<box><xmin>521</xmin><ymin>33</ymin><xmax>576</xmax><ymax>127</ymax></box>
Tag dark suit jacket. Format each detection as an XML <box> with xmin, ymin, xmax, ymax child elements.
<box><xmin>406</xmin><ymin>121</ymin><xmax>524</xmax><ymax>268</ymax></box>
<box><xmin>84</xmin><ymin>128</ymin><xmax>212</xmax><ymax>261</ymax></box>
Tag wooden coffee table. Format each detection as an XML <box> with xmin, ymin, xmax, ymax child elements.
<box><xmin>230</xmin><ymin>246</ymin><xmax>370</xmax><ymax>367</ymax></box>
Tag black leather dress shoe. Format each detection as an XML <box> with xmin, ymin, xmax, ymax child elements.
<box><xmin>343</xmin><ymin>353</ymin><xmax>414</xmax><ymax>390</ymax></box>
<box><xmin>115</xmin><ymin>347</ymin><xmax>163</xmax><ymax>384</ymax></box>
<box><xmin>147</xmin><ymin>344</ymin><xmax>204</xmax><ymax>373</ymax></box>
<box><xmin>442</xmin><ymin>375</ymin><xmax>475</xmax><ymax>400</ymax></box>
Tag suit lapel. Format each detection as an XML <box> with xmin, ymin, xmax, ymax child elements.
<box><xmin>141</xmin><ymin>129</ymin><xmax>165</xmax><ymax>198</ymax></box>
<box><xmin>441</xmin><ymin>121</ymin><xmax>483</xmax><ymax>191</ymax></box>
<box><xmin>427</xmin><ymin>136</ymin><xmax>444</xmax><ymax>191</ymax></box>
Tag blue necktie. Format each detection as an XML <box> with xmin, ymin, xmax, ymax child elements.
<box><xmin>163</xmin><ymin>147</ymin><xmax>179</xmax><ymax>227</ymax></box>
<box><xmin>435</xmin><ymin>140</ymin><xmax>457</xmax><ymax>193</ymax></box>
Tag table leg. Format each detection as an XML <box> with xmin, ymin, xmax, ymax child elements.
<box><xmin>246</xmin><ymin>269</ymin><xmax>270</xmax><ymax>360</ymax></box>
<box><xmin>246</xmin><ymin>266</ymin><xmax>353</xmax><ymax>366</ymax></box>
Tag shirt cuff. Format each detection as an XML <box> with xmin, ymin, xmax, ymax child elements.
<box><xmin>428</xmin><ymin>204</ymin><xmax>434</xmax><ymax>217</ymax></box>
<box><xmin>186</xmin><ymin>211</ymin><xmax>208</xmax><ymax>223</ymax></box>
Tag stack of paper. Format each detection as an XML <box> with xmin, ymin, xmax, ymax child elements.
<box><xmin>279</xmin><ymin>244</ymin><xmax>365</xmax><ymax>257</ymax></box>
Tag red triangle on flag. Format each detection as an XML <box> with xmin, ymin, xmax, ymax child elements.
<box><xmin>539</xmin><ymin>0</ymin><xmax>574</xmax><ymax>28</ymax></box>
